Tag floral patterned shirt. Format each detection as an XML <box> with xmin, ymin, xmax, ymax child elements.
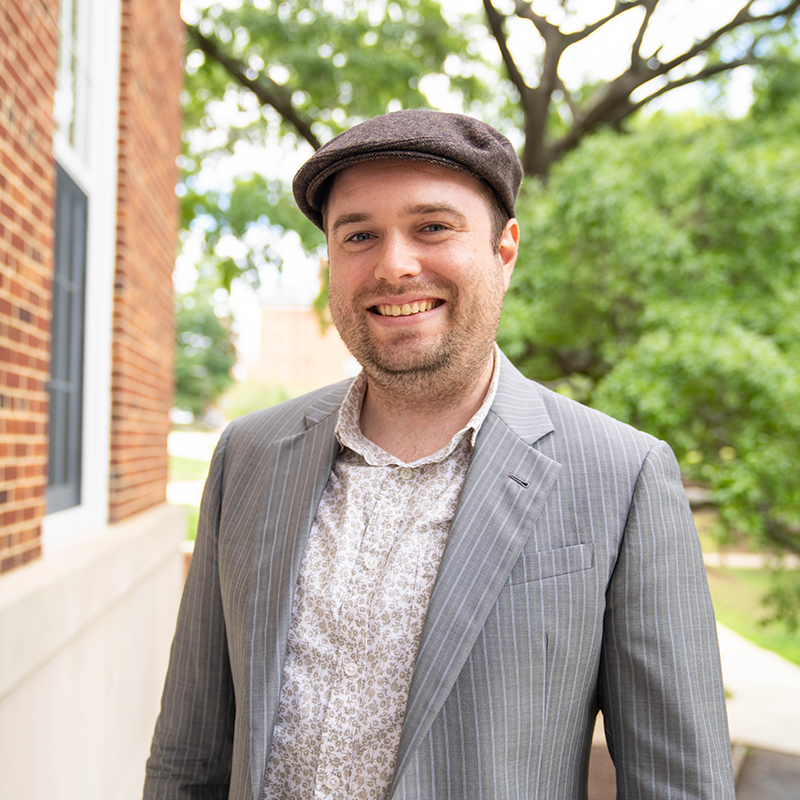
<box><xmin>263</xmin><ymin>351</ymin><xmax>500</xmax><ymax>800</ymax></box>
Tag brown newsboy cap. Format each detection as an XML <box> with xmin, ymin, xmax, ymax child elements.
<box><xmin>292</xmin><ymin>109</ymin><xmax>523</xmax><ymax>230</ymax></box>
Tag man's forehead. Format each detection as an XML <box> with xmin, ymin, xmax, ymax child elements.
<box><xmin>328</xmin><ymin>158</ymin><xmax>486</xmax><ymax>199</ymax></box>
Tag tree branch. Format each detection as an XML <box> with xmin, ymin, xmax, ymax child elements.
<box><xmin>631</xmin><ymin>0</ymin><xmax>659</xmax><ymax>67</ymax></box>
<box><xmin>549</xmin><ymin>53</ymin><xmax>766</xmax><ymax>164</ymax></box>
<box><xmin>657</xmin><ymin>0</ymin><xmax>800</xmax><ymax>76</ymax></box>
<box><xmin>515</xmin><ymin>0</ymin><xmax>647</xmax><ymax>46</ymax></box>
<box><xmin>483</xmin><ymin>0</ymin><xmax>531</xmax><ymax>99</ymax></box>
<box><xmin>187</xmin><ymin>23</ymin><xmax>322</xmax><ymax>150</ymax></box>
<box><xmin>554</xmin><ymin>75</ymin><xmax>582</xmax><ymax>122</ymax></box>
<box><xmin>513</xmin><ymin>0</ymin><xmax>561</xmax><ymax>42</ymax></box>
<box><xmin>564</xmin><ymin>1</ymin><xmax>645</xmax><ymax>46</ymax></box>
<box><xmin>625</xmin><ymin>54</ymin><xmax>766</xmax><ymax>116</ymax></box>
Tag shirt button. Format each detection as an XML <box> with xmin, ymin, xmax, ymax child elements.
<box><xmin>344</xmin><ymin>661</ymin><xmax>358</xmax><ymax>676</ymax></box>
<box><xmin>399</xmin><ymin>466</ymin><xmax>414</xmax><ymax>480</ymax></box>
<box><xmin>364</xmin><ymin>554</ymin><xmax>379</xmax><ymax>570</ymax></box>
<box><xmin>324</xmin><ymin>775</ymin><xmax>340</xmax><ymax>790</ymax></box>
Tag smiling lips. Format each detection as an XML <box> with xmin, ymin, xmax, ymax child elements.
<box><xmin>373</xmin><ymin>299</ymin><xmax>443</xmax><ymax>317</ymax></box>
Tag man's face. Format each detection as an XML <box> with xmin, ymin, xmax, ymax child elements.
<box><xmin>325</xmin><ymin>159</ymin><xmax>519</xmax><ymax>399</ymax></box>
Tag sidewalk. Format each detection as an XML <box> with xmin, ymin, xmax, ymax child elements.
<box><xmin>718</xmin><ymin>622</ymin><xmax>800</xmax><ymax>756</ymax></box>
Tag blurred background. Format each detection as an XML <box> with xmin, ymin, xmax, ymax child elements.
<box><xmin>1</xmin><ymin>0</ymin><xmax>799</xmax><ymax>797</ymax></box>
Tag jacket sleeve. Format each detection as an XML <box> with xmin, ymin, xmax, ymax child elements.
<box><xmin>144</xmin><ymin>424</ymin><xmax>237</xmax><ymax>799</ymax></box>
<box><xmin>598</xmin><ymin>440</ymin><xmax>736</xmax><ymax>799</ymax></box>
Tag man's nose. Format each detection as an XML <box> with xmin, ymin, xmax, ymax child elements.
<box><xmin>373</xmin><ymin>234</ymin><xmax>422</xmax><ymax>282</ymax></box>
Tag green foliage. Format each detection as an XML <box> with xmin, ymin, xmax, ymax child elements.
<box><xmin>175</xmin><ymin>285</ymin><xmax>237</xmax><ymax>416</ymax></box>
<box><xmin>762</xmin><ymin>570</ymin><xmax>800</xmax><ymax>634</ymax></box>
<box><xmin>185</xmin><ymin>505</ymin><xmax>200</xmax><ymax>543</ymax></box>
<box><xmin>177</xmin><ymin>2</ymin><xmax>800</xmax><ymax>628</ymax></box>
<box><xmin>169</xmin><ymin>455</ymin><xmax>212</xmax><ymax>483</ymax></box>
<box><xmin>221</xmin><ymin>378</ymin><xmax>293</xmax><ymax>420</ymax></box>
<box><xmin>499</xmin><ymin>110</ymin><xmax>800</xmax><ymax>628</ymax></box>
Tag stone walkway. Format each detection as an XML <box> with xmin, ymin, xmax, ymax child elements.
<box><xmin>719</xmin><ymin>623</ymin><xmax>800</xmax><ymax>756</ymax></box>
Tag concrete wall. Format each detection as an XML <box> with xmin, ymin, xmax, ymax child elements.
<box><xmin>0</xmin><ymin>504</ymin><xmax>185</xmax><ymax>799</ymax></box>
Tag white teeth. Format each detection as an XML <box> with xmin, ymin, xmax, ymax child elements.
<box><xmin>376</xmin><ymin>300</ymin><xmax>439</xmax><ymax>316</ymax></box>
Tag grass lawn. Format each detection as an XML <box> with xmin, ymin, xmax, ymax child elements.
<box><xmin>183</xmin><ymin>505</ymin><xmax>200</xmax><ymax>542</ymax></box>
<box><xmin>168</xmin><ymin>455</ymin><xmax>209</xmax><ymax>541</ymax></box>
<box><xmin>169</xmin><ymin>455</ymin><xmax>211</xmax><ymax>482</ymax></box>
<box><xmin>706</xmin><ymin>566</ymin><xmax>800</xmax><ymax>667</ymax></box>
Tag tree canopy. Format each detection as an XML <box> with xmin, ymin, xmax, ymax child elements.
<box><xmin>181</xmin><ymin>0</ymin><xmax>800</xmax><ymax>288</ymax></box>
<box><xmin>499</xmin><ymin>105</ymin><xmax>800</xmax><ymax>593</ymax></box>
<box><xmin>174</xmin><ymin>284</ymin><xmax>237</xmax><ymax>417</ymax></box>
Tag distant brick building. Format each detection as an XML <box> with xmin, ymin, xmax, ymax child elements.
<box><xmin>255</xmin><ymin>294</ymin><xmax>357</xmax><ymax>394</ymax></box>
<box><xmin>0</xmin><ymin>1</ymin><xmax>185</xmax><ymax>796</ymax></box>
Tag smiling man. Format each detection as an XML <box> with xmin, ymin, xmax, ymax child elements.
<box><xmin>144</xmin><ymin>110</ymin><xmax>735</xmax><ymax>799</ymax></box>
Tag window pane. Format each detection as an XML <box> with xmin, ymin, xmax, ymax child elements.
<box><xmin>47</xmin><ymin>164</ymin><xmax>87</xmax><ymax>513</ymax></box>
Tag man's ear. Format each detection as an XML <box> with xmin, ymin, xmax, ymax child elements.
<box><xmin>498</xmin><ymin>218</ymin><xmax>520</xmax><ymax>292</ymax></box>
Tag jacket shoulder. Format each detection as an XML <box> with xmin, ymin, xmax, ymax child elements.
<box><xmin>223</xmin><ymin>379</ymin><xmax>352</xmax><ymax>456</ymax></box>
<box><xmin>495</xmin><ymin>352</ymin><xmax>658</xmax><ymax>465</ymax></box>
<box><xmin>539</xmin><ymin>382</ymin><xmax>657</xmax><ymax>451</ymax></box>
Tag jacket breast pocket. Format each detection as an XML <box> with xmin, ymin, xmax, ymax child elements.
<box><xmin>508</xmin><ymin>542</ymin><xmax>595</xmax><ymax>585</ymax></box>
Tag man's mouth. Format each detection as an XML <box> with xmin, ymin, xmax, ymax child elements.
<box><xmin>372</xmin><ymin>299</ymin><xmax>443</xmax><ymax>317</ymax></box>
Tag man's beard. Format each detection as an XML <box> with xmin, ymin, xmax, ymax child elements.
<box><xmin>329</xmin><ymin>276</ymin><xmax>504</xmax><ymax>404</ymax></box>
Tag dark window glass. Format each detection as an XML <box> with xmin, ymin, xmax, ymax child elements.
<box><xmin>47</xmin><ymin>163</ymin><xmax>87</xmax><ymax>513</ymax></box>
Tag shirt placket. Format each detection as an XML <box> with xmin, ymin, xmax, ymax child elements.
<box><xmin>313</xmin><ymin>464</ymin><xmax>418</xmax><ymax>798</ymax></box>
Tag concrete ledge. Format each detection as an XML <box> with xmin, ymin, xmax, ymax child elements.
<box><xmin>0</xmin><ymin>503</ymin><xmax>185</xmax><ymax>701</ymax></box>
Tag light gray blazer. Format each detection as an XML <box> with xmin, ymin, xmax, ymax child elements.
<box><xmin>145</xmin><ymin>353</ymin><xmax>735</xmax><ymax>799</ymax></box>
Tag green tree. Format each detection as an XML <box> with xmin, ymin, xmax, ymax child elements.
<box><xmin>499</xmin><ymin>105</ymin><xmax>800</xmax><ymax>624</ymax></box>
<box><xmin>175</xmin><ymin>286</ymin><xmax>238</xmax><ymax>417</ymax></box>
<box><xmin>481</xmin><ymin>0</ymin><xmax>800</xmax><ymax>175</ymax></box>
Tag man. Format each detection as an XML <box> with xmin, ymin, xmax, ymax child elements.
<box><xmin>145</xmin><ymin>110</ymin><xmax>734</xmax><ymax>799</ymax></box>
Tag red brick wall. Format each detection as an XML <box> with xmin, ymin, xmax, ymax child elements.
<box><xmin>109</xmin><ymin>0</ymin><xmax>183</xmax><ymax>521</ymax></box>
<box><xmin>0</xmin><ymin>0</ymin><xmax>58</xmax><ymax>573</ymax></box>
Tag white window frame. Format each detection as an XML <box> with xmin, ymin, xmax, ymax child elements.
<box><xmin>43</xmin><ymin>0</ymin><xmax>122</xmax><ymax>553</ymax></box>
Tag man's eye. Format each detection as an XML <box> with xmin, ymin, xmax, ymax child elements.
<box><xmin>348</xmin><ymin>232</ymin><xmax>373</xmax><ymax>243</ymax></box>
<box><xmin>422</xmin><ymin>223</ymin><xmax>447</xmax><ymax>232</ymax></box>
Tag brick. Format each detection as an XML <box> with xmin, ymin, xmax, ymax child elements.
<box><xmin>108</xmin><ymin>0</ymin><xmax>182</xmax><ymax>524</ymax></box>
<box><xmin>2</xmin><ymin>0</ymin><xmax>183</xmax><ymax>569</ymax></box>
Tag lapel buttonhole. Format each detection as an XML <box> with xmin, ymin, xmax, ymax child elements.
<box><xmin>508</xmin><ymin>474</ymin><xmax>529</xmax><ymax>488</ymax></box>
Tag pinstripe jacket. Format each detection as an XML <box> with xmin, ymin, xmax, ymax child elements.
<box><xmin>145</xmin><ymin>352</ymin><xmax>735</xmax><ymax>799</ymax></box>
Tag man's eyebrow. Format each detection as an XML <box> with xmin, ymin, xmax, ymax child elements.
<box><xmin>407</xmin><ymin>203</ymin><xmax>468</xmax><ymax>223</ymax></box>
<box><xmin>329</xmin><ymin>203</ymin><xmax>468</xmax><ymax>236</ymax></box>
<box><xmin>330</xmin><ymin>212</ymin><xmax>372</xmax><ymax>236</ymax></box>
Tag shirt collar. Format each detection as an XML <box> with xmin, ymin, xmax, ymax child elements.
<box><xmin>335</xmin><ymin>344</ymin><xmax>502</xmax><ymax>468</ymax></box>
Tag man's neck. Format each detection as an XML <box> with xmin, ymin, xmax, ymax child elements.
<box><xmin>358</xmin><ymin>353</ymin><xmax>495</xmax><ymax>463</ymax></box>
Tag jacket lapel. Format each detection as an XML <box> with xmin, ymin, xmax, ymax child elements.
<box><xmin>392</xmin><ymin>356</ymin><xmax>562</xmax><ymax>786</ymax></box>
<box><xmin>247</xmin><ymin>386</ymin><xmax>347</xmax><ymax>798</ymax></box>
